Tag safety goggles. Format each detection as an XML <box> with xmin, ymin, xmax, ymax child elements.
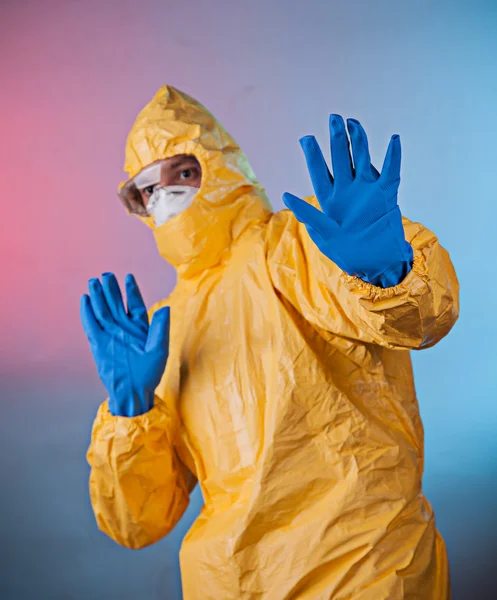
<box><xmin>119</xmin><ymin>162</ymin><xmax>164</xmax><ymax>216</ymax></box>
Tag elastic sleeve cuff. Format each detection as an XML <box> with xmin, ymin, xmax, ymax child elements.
<box><xmin>99</xmin><ymin>395</ymin><xmax>171</xmax><ymax>423</ymax></box>
<box><xmin>87</xmin><ymin>396</ymin><xmax>180</xmax><ymax>461</ymax></box>
<box><xmin>362</xmin><ymin>259</ymin><xmax>412</xmax><ymax>289</ymax></box>
<box><xmin>341</xmin><ymin>252</ymin><xmax>428</xmax><ymax>301</ymax></box>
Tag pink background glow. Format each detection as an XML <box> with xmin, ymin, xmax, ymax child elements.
<box><xmin>1</xmin><ymin>1</ymin><xmax>496</xmax><ymax>598</ymax></box>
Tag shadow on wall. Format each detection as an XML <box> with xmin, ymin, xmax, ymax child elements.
<box><xmin>0</xmin><ymin>373</ymin><xmax>495</xmax><ymax>600</ymax></box>
<box><xmin>0</xmin><ymin>374</ymin><xmax>202</xmax><ymax>600</ymax></box>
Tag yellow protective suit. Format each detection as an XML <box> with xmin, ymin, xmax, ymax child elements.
<box><xmin>87</xmin><ymin>86</ymin><xmax>459</xmax><ymax>599</ymax></box>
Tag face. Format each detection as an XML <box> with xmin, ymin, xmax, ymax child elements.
<box><xmin>138</xmin><ymin>154</ymin><xmax>202</xmax><ymax>208</ymax></box>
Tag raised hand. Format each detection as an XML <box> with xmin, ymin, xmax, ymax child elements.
<box><xmin>80</xmin><ymin>273</ymin><xmax>170</xmax><ymax>417</ymax></box>
<box><xmin>283</xmin><ymin>115</ymin><xmax>413</xmax><ymax>288</ymax></box>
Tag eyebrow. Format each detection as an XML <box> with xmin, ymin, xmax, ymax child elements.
<box><xmin>167</xmin><ymin>155</ymin><xmax>199</xmax><ymax>169</ymax></box>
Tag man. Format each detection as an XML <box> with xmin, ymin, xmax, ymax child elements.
<box><xmin>82</xmin><ymin>85</ymin><xmax>459</xmax><ymax>599</ymax></box>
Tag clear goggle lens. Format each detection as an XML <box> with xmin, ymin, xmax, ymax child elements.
<box><xmin>119</xmin><ymin>162</ymin><xmax>163</xmax><ymax>215</ymax></box>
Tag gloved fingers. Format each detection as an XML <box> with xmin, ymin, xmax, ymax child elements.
<box><xmin>101</xmin><ymin>273</ymin><xmax>128</xmax><ymax>324</ymax></box>
<box><xmin>88</xmin><ymin>277</ymin><xmax>119</xmax><ymax>333</ymax></box>
<box><xmin>125</xmin><ymin>274</ymin><xmax>149</xmax><ymax>332</ymax></box>
<box><xmin>100</xmin><ymin>273</ymin><xmax>148</xmax><ymax>341</ymax></box>
<box><xmin>380</xmin><ymin>134</ymin><xmax>402</xmax><ymax>191</ymax></box>
<box><xmin>346</xmin><ymin>119</ymin><xmax>377</xmax><ymax>180</ymax></box>
<box><xmin>299</xmin><ymin>136</ymin><xmax>333</xmax><ymax>210</ymax></box>
<box><xmin>283</xmin><ymin>192</ymin><xmax>335</xmax><ymax>239</ymax></box>
<box><xmin>329</xmin><ymin>114</ymin><xmax>354</xmax><ymax>185</ymax></box>
<box><xmin>146</xmin><ymin>306</ymin><xmax>171</xmax><ymax>354</ymax></box>
<box><xmin>80</xmin><ymin>294</ymin><xmax>104</xmax><ymax>344</ymax></box>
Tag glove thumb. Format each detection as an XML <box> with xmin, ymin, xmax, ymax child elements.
<box><xmin>146</xmin><ymin>306</ymin><xmax>170</xmax><ymax>354</ymax></box>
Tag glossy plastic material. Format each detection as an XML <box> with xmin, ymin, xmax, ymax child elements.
<box><xmin>87</xmin><ymin>85</ymin><xmax>459</xmax><ymax>599</ymax></box>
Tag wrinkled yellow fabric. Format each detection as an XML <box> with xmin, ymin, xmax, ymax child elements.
<box><xmin>87</xmin><ymin>86</ymin><xmax>459</xmax><ymax>599</ymax></box>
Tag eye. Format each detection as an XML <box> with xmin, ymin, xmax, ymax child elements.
<box><xmin>179</xmin><ymin>169</ymin><xmax>193</xmax><ymax>180</ymax></box>
<box><xmin>143</xmin><ymin>185</ymin><xmax>156</xmax><ymax>196</ymax></box>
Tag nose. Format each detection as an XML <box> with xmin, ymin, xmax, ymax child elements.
<box><xmin>159</xmin><ymin>163</ymin><xmax>175</xmax><ymax>187</ymax></box>
<box><xmin>159</xmin><ymin>174</ymin><xmax>172</xmax><ymax>187</ymax></box>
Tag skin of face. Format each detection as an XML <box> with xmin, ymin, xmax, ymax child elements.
<box><xmin>138</xmin><ymin>154</ymin><xmax>202</xmax><ymax>208</ymax></box>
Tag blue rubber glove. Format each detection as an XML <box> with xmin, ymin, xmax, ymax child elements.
<box><xmin>80</xmin><ymin>273</ymin><xmax>170</xmax><ymax>417</ymax></box>
<box><xmin>283</xmin><ymin>115</ymin><xmax>413</xmax><ymax>288</ymax></box>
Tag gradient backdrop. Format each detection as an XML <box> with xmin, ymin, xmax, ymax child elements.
<box><xmin>1</xmin><ymin>1</ymin><xmax>496</xmax><ymax>598</ymax></box>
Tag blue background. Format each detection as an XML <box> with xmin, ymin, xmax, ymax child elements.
<box><xmin>1</xmin><ymin>0</ymin><xmax>496</xmax><ymax>598</ymax></box>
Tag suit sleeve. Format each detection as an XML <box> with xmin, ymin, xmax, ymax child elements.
<box><xmin>86</xmin><ymin>397</ymin><xmax>192</xmax><ymax>549</ymax></box>
<box><xmin>86</xmin><ymin>300</ymin><xmax>195</xmax><ymax>550</ymax></box>
<box><xmin>267</xmin><ymin>207</ymin><xmax>459</xmax><ymax>350</ymax></box>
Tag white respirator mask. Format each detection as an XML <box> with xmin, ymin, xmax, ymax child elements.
<box><xmin>146</xmin><ymin>185</ymin><xmax>198</xmax><ymax>227</ymax></box>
